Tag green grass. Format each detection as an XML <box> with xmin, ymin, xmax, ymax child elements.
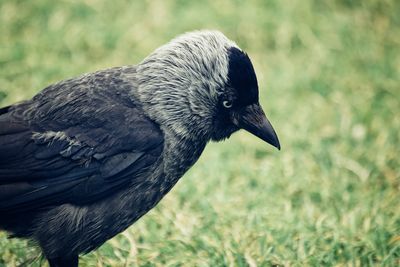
<box><xmin>1</xmin><ymin>0</ymin><xmax>399</xmax><ymax>266</ymax></box>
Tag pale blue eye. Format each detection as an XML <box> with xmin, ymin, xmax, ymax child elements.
<box><xmin>223</xmin><ymin>100</ymin><xmax>233</xmax><ymax>108</ymax></box>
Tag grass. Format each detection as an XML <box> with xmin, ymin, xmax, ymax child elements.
<box><xmin>0</xmin><ymin>0</ymin><xmax>399</xmax><ymax>266</ymax></box>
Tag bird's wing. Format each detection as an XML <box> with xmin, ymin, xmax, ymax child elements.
<box><xmin>0</xmin><ymin>68</ymin><xmax>164</xmax><ymax>213</ymax></box>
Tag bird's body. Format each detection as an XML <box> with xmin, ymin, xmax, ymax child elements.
<box><xmin>1</xmin><ymin>66</ymin><xmax>191</xmax><ymax>256</ymax></box>
<box><xmin>0</xmin><ymin>31</ymin><xmax>280</xmax><ymax>266</ymax></box>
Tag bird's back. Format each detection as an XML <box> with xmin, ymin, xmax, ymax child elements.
<box><xmin>0</xmin><ymin>66</ymin><xmax>166</xmax><ymax>246</ymax></box>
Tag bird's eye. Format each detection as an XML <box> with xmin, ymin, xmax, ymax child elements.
<box><xmin>222</xmin><ymin>100</ymin><xmax>233</xmax><ymax>109</ymax></box>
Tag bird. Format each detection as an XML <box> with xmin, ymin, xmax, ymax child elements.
<box><xmin>0</xmin><ymin>30</ymin><xmax>280</xmax><ymax>267</ymax></box>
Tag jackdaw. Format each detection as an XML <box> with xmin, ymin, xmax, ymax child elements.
<box><xmin>0</xmin><ymin>30</ymin><xmax>280</xmax><ymax>267</ymax></box>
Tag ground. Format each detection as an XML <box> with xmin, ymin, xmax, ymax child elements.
<box><xmin>0</xmin><ymin>0</ymin><xmax>399</xmax><ymax>266</ymax></box>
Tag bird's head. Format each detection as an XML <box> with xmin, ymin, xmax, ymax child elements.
<box><xmin>135</xmin><ymin>30</ymin><xmax>280</xmax><ymax>150</ymax></box>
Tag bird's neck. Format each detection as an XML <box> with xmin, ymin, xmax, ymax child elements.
<box><xmin>123</xmin><ymin>66</ymin><xmax>210</xmax><ymax>178</ymax></box>
<box><xmin>162</xmin><ymin>132</ymin><xmax>208</xmax><ymax>182</ymax></box>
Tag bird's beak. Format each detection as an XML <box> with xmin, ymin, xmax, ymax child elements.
<box><xmin>235</xmin><ymin>103</ymin><xmax>281</xmax><ymax>150</ymax></box>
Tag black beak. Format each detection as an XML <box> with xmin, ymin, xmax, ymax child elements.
<box><xmin>235</xmin><ymin>103</ymin><xmax>280</xmax><ymax>150</ymax></box>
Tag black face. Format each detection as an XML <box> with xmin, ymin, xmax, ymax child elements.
<box><xmin>211</xmin><ymin>47</ymin><xmax>259</xmax><ymax>141</ymax></box>
<box><xmin>211</xmin><ymin>47</ymin><xmax>280</xmax><ymax>149</ymax></box>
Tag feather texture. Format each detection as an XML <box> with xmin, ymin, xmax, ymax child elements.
<box><xmin>0</xmin><ymin>66</ymin><xmax>164</xmax><ymax>214</ymax></box>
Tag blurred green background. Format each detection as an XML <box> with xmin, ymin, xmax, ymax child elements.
<box><xmin>0</xmin><ymin>0</ymin><xmax>399</xmax><ymax>266</ymax></box>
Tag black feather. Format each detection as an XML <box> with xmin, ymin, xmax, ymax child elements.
<box><xmin>0</xmin><ymin>67</ymin><xmax>164</xmax><ymax>217</ymax></box>
<box><xmin>227</xmin><ymin>47</ymin><xmax>259</xmax><ymax>107</ymax></box>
